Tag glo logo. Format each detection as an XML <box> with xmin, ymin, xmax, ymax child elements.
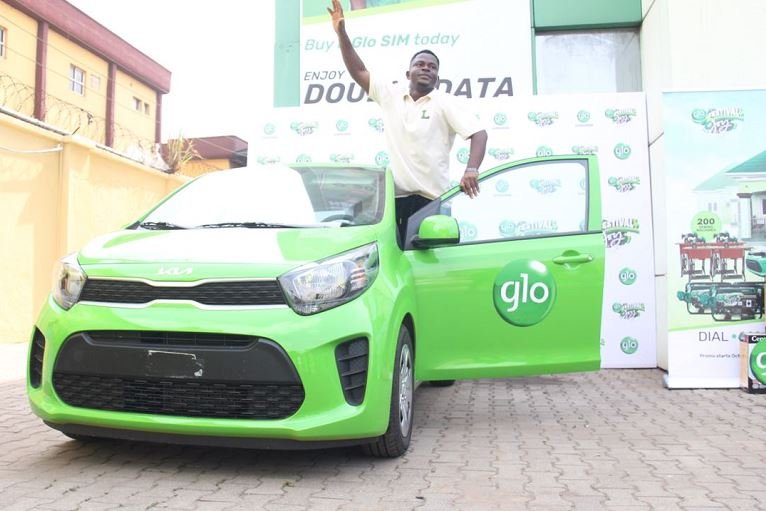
<box><xmin>620</xmin><ymin>337</ymin><xmax>639</xmax><ymax>355</ymax></box>
<box><xmin>751</xmin><ymin>341</ymin><xmax>766</xmax><ymax>385</ymax></box>
<box><xmin>458</xmin><ymin>221</ymin><xmax>477</xmax><ymax>241</ymax></box>
<box><xmin>263</xmin><ymin>123</ymin><xmax>276</xmax><ymax>136</ymax></box>
<box><xmin>295</xmin><ymin>153</ymin><xmax>312</xmax><ymax>164</ymax></box>
<box><xmin>495</xmin><ymin>179</ymin><xmax>510</xmax><ymax>194</ymax></box>
<box><xmin>614</xmin><ymin>143</ymin><xmax>632</xmax><ymax>160</ymax></box>
<box><xmin>493</xmin><ymin>260</ymin><xmax>556</xmax><ymax>327</ymax></box>
<box><xmin>493</xmin><ymin>112</ymin><xmax>508</xmax><ymax>126</ymax></box>
<box><xmin>375</xmin><ymin>151</ymin><xmax>390</xmax><ymax>167</ymax></box>
<box><xmin>619</xmin><ymin>268</ymin><xmax>637</xmax><ymax>285</ymax></box>
<box><xmin>457</xmin><ymin>148</ymin><xmax>470</xmax><ymax>164</ymax></box>
<box><xmin>498</xmin><ymin>220</ymin><xmax>516</xmax><ymax>237</ymax></box>
<box><xmin>577</xmin><ymin>110</ymin><xmax>591</xmax><ymax>123</ymax></box>
<box><xmin>536</xmin><ymin>146</ymin><xmax>553</xmax><ymax>157</ymax></box>
<box><xmin>336</xmin><ymin>119</ymin><xmax>349</xmax><ymax>132</ymax></box>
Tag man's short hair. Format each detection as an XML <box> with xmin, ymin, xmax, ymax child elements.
<box><xmin>410</xmin><ymin>49</ymin><xmax>440</xmax><ymax>68</ymax></box>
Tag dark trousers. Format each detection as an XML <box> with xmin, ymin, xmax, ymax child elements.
<box><xmin>395</xmin><ymin>194</ymin><xmax>431</xmax><ymax>247</ymax></box>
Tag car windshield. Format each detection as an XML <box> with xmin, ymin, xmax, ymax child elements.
<box><xmin>137</xmin><ymin>165</ymin><xmax>386</xmax><ymax>229</ymax></box>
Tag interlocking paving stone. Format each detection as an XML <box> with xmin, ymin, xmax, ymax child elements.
<box><xmin>2</xmin><ymin>369</ymin><xmax>765</xmax><ymax>510</ymax></box>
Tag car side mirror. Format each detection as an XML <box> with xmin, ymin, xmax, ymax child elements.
<box><xmin>412</xmin><ymin>215</ymin><xmax>460</xmax><ymax>249</ymax></box>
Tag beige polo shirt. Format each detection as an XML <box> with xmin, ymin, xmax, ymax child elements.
<box><xmin>369</xmin><ymin>73</ymin><xmax>483</xmax><ymax>200</ymax></box>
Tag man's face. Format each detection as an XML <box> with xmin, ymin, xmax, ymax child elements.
<box><xmin>407</xmin><ymin>53</ymin><xmax>439</xmax><ymax>90</ymax></box>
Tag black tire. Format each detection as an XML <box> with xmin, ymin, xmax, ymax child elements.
<box><xmin>362</xmin><ymin>326</ymin><xmax>414</xmax><ymax>458</ymax></box>
<box><xmin>428</xmin><ymin>380</ymin><xmax>455</xmax><ymax>387</ymax></box>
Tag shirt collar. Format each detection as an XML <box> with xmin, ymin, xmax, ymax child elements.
<box><xmin>402</xmin><ymin>87</ymin><xmax>437</xmax><ymax>103</ymax></box>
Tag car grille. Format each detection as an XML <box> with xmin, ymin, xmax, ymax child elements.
<box><xmin>87</xmin><ymin>331</ymin><xmax>256</xmax><ymax>348</ymax></box>
<box><xmin>79</xmin><ymin>279</ymin><xmax>286</xmax><ymax>306</ymax></box>
<box><xmin>53</xmin><ymin>374</ymin><xmax>305</xmax><ymax>419</ymax></box>
<box><xmin>53</xmin><ymin>332</ymin><xmax>305</xmax><ymax>420</ymax></box>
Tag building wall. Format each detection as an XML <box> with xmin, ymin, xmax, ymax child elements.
<box><xmin>666</xmin><ymin>0</ymin><xmax>766</xmax><ymax>90</ymax></box>
<box><xmin>113</xmin><ymin>68</ymin><xmax>158</xmax><ymax>153</ymax></box>
<box><xmin>0</xmin><ymin>2</ymin><xmax>38</xmax><ymax>117</ymax></box>
<box><xmin>640</xmin><ymin>0</ymin><xmax>766</xmax><ymax>368</ymax></box>
<box><xmin>0</xmin><ymin>111</ymin><xmax>187</xmax><ymax>344</ymax></box>
<box><xmin>45</xmin><ymin>30</ymin><xmax>108</xmax><ymax>143</ymax></box>
<box><xmin>0</xmin><ymin>1</ymin><xmax>167</xmax><ymax>153</ymax></box>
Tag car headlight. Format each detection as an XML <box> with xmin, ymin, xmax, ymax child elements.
<box><xmin>279</xmin><ymin>242</ymin><xmax>379</xmax><ymax>315</ymax></box>
<box><xmin>52</xmin><ymin>253</ymin><xmax>87</xmax><ymax>310</ymax></box>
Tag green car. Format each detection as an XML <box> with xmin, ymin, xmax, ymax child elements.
<box><xmin>28</xmin><ymin>155</ymin><xmax>604</xmax><ymax>457</ymax></box>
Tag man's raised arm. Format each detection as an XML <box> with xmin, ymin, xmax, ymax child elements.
<box><xmin>328</xmin><ymin>0</ymin><xmax>370</xmax><ymax>93</ymax></box>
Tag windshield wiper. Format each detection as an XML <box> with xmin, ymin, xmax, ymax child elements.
<box><xmin>197</xmin><ymin>222</ymin><xmax>301</xmax><ymax>229</ymax></box>
<box><xmin>136</xmin><ymin>221</ymin><xmax>187</xmax><ymax>230</ymax></box>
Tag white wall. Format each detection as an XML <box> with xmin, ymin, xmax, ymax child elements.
<box><xmin>666</xmin><ymin>0</ymin><xmax>766</xmax><ymax>90</ymax></box>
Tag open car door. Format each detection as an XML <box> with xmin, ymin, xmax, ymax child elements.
<box><xmin>405</xmin><ymin>155</ymin><xmax>604</xmax><ymax>381</ymax></box>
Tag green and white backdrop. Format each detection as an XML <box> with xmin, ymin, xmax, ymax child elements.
<box><xmin>663</xmin><ymin>90</ymin><xmax>766</xmax><ymax>388</ymax></box>
<box><xmin>257</xmin><ymin>0</ymin><xmax>657</xmax><ymax>368</ymax></box>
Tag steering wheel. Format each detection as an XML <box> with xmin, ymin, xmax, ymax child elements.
<box><xmin>321</xmin><ymin>214</ymin><xmax>355</xmax><ymax>223</ymax></box>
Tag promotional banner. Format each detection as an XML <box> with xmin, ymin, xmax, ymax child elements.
<box><xmin>663</xmin><ymin>90</ymin><xmax>766</xmax><ymax>388</ymax></box>
<box><xmin>253</xmin><ymin>92</ymin><xmax>656</xmax><ymax>368</ymax></box>
<box><xmin>275</xmin><ymin>0</ymin><xmax>533</xmax><ymax>107</ymax></box>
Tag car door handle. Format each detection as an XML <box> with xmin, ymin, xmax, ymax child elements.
<box><xmin>552</xmin><ymin>254</ymin><xmax>593</xmax><ymax>265</ymax></box>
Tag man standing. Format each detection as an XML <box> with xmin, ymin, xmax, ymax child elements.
<box><xmin>328</xmin><ymin>0</ymin><xmax>488</xmax><ymax>242</ymax></box>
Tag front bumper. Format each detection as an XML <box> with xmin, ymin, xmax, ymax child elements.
<box><xmin>28</xmin><ymin>294</ymin><xmax>399</xmax><ymax>444</ymax></box>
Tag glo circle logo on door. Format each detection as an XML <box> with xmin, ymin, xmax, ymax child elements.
<box><xmin>750</xmin><ymin>341</ymin><xmax>766</xmax><ymax>385</ymax></box>
<box><xmin>613</xmin><ymin>143</ymin><xmax>632</xmax><ymax>160</ymax></box>
<box><xmin>620</xmin><ymin>336</ymin><xmax>639</xmax><ymax>354</ymax></box>
<box><xmin>493</xmin><ymin>260</ymin><xmax>557</xmax><ymax>327</ymax></box>
<box><xmin>619</xmin><ymin>267</ymin><xmax>637</xmax><ymax>285</ymax></box>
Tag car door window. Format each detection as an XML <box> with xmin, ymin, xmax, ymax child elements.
<box><xmin>441</xmin><ymin>160</ymin><xmax>588</xmax><ymax>243</ymax></box>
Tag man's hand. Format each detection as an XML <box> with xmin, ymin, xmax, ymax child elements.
<box><xmin>460</xmin><ymin>169</ymin><xmax>480</xmax><ymax>198</ymax></box>
<box><xmin>327</xmin><ymin>0</ymin><xmax>345</xmax><ymax>34</ymax></box>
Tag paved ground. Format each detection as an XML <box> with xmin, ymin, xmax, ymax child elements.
<box><xmin>1</xmin><ymin>345</ymin><xmax>765</xmax><ymax>510</ymax></box>
<box><xmin>1</xmin><ymin>342</ymin><xmax>27</xmax><ymax>382</ymax></box>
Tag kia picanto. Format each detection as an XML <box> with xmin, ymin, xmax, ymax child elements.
<box><xmin>28</xmin><ymin>155</ymin><xmax>604</xmax><ymax>457</ymax></box>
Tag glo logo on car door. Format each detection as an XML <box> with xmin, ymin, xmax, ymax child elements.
<box><xmin>493</xmin><ymin>260</ymin><xmax>557</xmax><ymax>326</ymax></box>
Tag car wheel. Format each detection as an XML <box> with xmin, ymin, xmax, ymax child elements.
<box><xmin>362</xmin><ymin>325</ymin><xmax>413</xmax><ymax>458</ymax></box>
<box><xmin>428</xmin><ymin>380</ymin><xmax>455</xmax><ymax>387</ymax></box>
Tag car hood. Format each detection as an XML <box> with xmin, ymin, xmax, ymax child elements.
<box><xmin>78</xmin><ymin>227</ymin><xmax>379</xmax><ymax>280</ymax></box>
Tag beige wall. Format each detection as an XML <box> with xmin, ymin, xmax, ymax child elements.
<box><xmin>45</xmin><ymin>31</ymin><xmax>109</xmax><ymax>144</ymax></box>
<box><xmin>113</xmin><ymin>69</ymin><xmax>157</xmax><ymax>154</ymax></box>
<box><xmin>0</xmin><ymin>112</ymin><xmax>187</xmax><ymax>344</ymax></box>
<box><xmin>180</xmin><ymin>158</ymin><xmax>231</xmax><ymax>178</ymax></box>
<box><xmin>0</xmin><ymin>2</ymin><xmax>39</xmax><ymax>117</ymax></box>
<box><xmin>0</xmin><ymin>3</ymin><xmax>163</xmax><ymax>153</ymax></box>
